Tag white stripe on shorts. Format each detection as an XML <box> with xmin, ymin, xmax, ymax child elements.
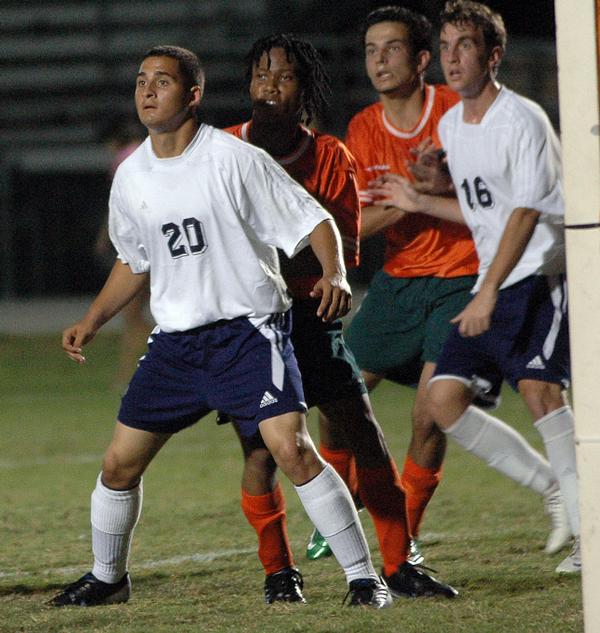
<box><xmin>542</xmin><ymin>275</ymin><xmax>567</xmax><ymax>361</ymax></box>
<box><xmin>250</xmin><ymin>314</ymin><xmax>286</xmax><ymax>391</ymax></box>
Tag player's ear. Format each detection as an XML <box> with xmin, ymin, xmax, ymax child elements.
<box><xmin>416</xmin><ymin>49</ymin><xmax>431</xmax><ymax>76</ymax></box>
<box><xmin>487</xmin><ymin>46</ymin><xmax>503</xmax><ymax>76</ymax></box>
<box><xmin>189</xmin><ymin>85</ymin><xmax>203</xmax><ymax>108</ymax></box>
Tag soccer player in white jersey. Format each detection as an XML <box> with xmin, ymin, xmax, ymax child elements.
<box><xmin>49</xmin><ymin>45</ymin><xmax>392</xmax><ymax>608</ymax></box>
<box><xmin>369</xmin><ymin>0</ymin><xmax>580</xmax><ymax>574</ymax></box>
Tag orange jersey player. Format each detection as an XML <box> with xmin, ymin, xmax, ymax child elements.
<box><xmin>342</xmin><ymin>6</ymin><xmax>478</xmax><ymax>554</ymax></box>
<box><xmin>221</xmin><ymin>32</ymin><xmax>457</xmax><ymax>606</ymax></box>
<box><xmin>227</xmin><ymin>121</ymin><xmax>360</xmax><ymax>297</ymax></box>
<box><xmin>346</xmin><ymin>84</ymin><xmax>476</xmax><ymax>277</ymax></box>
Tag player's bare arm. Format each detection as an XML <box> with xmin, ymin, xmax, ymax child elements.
<box><xmin>62</xmin><ymin>260</ymin><xmax>150</xmax><ymax>364</ymax></box>
<box><xmin>368</xmin><ymin>174</ymin><xmax>465</xmax><ymax>224</ymax></box>
<box><xmin>451</xmin><ymin>207</ymin><xmax>540</xmax><ymax>337</ymax></box>
<box><xmin>308</xmin><ymin>219</ymin><xmax>352</xmax><ymax>321</ymax></box>
<box><xmin>359</xmin><ymin>204</ymin><xmax>406</xmax><ymax>240</ymax></box>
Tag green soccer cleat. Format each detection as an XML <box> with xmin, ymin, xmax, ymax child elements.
<box><xmin>306</xmin><ymin>528</ymin><xmax>333</xmax><ymax>560</ymax></box>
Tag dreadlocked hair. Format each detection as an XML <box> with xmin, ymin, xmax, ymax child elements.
<box><xmin>244</xmin><ymin>33</ymin><xmax>331</xmax><ymax>126</ymax></box>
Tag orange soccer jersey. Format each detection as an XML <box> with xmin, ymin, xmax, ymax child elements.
<box><xmin>345</xmin><ymin>84</ymin><xmax>478</xmax><ymax>278</ymax></box>
<box><xmin>226</xmin><ymin>122</ymin><xmax>361</xmax><ymax>298</ymax></box>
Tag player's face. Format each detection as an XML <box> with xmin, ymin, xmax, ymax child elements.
<box><xmin>249</xmin><ymin>48</ymin><xmax>302</xmax><ymax>120</ymax></box>
<box><xmin>439</xmin><ymin>22</ymin><xmax>501</xmax><ymax>98</ymax></box>
<box><xmin>135</xmin><ymin>56</ymin><xmax>199</xmax><ymax>132</ymax></box>
<box><xmin>364</xmin><ymin>21</ymin><xmax>425</xmax><ymax>95</ymax></box>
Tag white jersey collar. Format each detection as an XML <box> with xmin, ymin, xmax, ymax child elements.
<box><xmin>145</xmin><ymin>125</ymin><xmax>206</xmax><ymax>161</ymax></box>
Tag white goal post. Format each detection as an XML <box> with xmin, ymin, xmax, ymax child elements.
<box><xmin>554</xmin><ymin>1</ymin><xmax>600</xmax><ymax>630</ymax></box>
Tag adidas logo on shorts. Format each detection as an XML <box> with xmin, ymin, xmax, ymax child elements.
<box><xmin>526</xmin><ymin>355</ymin><xmax>546</xmax><ymax>370</ymax></box>
<box><xmin>260</xmin><ymin>391</ymin><xmax>279</xmax><ymax>408</ymax></box>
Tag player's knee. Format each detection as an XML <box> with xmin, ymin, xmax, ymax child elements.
<box><xmin>411</xmin><ymin>412</ymin><xmax>439</xmax><ymax>446</ymax></box>
<box><xmin>518</xmin><ymin>379</ymin><xmax>566</xmax><ymax>420</ymax></box>
<box><xmin>244</xmin><ymin>447</ymin><xmax>276</xmax><ymax>475</ymax></box>
<box><xmin>411</xmin><ymin>400</ymin><xmax>434</xmax><ymax>431</ymax></box>
<box><xmin>425</xmin><ymin>384</ymin><xmax>447</xmax><ymax>421</ymax></box>
<box><xmin>101</xmin><ymin>451</ymin><xmax>142</xmax><ymax>490</ymax></box>
<box><xmin>271</xmin><ymin>434</ymin><xmax>320</xmax><ymax>476</ymax></box>
<box><xmin>426</xmin><ymin>379</ymin><xmax>473</xmax><ymax>428</ymax></box>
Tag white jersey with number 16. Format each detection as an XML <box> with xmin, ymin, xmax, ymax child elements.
<box><xmin>439</xmin><ymin>86</ymin><xmax>565</xmax><ymax>292</ymax></box>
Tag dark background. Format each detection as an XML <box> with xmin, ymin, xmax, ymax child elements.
<box><xmin>0</xmin><ymin>0</ymin><xmax>558</xmax><ymax>297</ymax></box>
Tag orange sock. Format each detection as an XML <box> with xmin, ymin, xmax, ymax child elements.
<box><xmin>319</xmin><ymin>445</ymin><xmax>358</xmax><ymax>500</ymax></box>
<box><xmin>241</xmin><ymin>484</ymin><xmax>294</xmax><ymax>575</ymax></box>
<box><xmin>401</xmin><ymin>455</ymin><xmax>442</xmax><ymax>538</ymax></box>
<box><xmin>356</xmin><ymin>458</ymin><xmax>409</xmax><ymax>577</ymax></box>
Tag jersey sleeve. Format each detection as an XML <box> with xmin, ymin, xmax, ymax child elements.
<box><xmin>108</xmin><ymin>174</ymin><xmax>150</xmax><ymax>274</ymax></box>
<box><xmin>236</xmin><ymin>150</ymin><xmax>332</xmax><ymax>258</ymax></box>
<box><xmin>511</xmin><ymin>114</ymin><xmax>565</xmax><ymax>217</ymax></box>
<box><xmin>345</xmin><ymin>116</ymin><xmax>376</xmax><ymax>207</ymax></box>
<box><xmin>316</xmin><ymin>144</ymin><xmax>360</xmax><ymax>268</ymax></box>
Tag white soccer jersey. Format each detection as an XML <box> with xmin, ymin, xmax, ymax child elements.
<box><xmin>108</xmin><ymin>124</ymin><xmax>332</xmax><ymax>332</ymax></box>
<box><xmin>439</xmin><ymin>86</ymin><xmax>565</xmax><ymax>292</ymax></box>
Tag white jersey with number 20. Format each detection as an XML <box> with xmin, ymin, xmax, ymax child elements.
<box><xmin>109</xmin><ymin>124</ymin><xmax>331</xmax><ymax>332</ymax></box>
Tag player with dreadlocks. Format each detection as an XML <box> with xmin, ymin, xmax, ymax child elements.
<box><xmin>222</xmin><ymin>33</ymin><xmax>457</xmax><ymax>605</ymax></box>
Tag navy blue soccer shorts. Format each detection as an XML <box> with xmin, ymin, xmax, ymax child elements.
<box><xmin>118</xmin><ymin>311</ymin><xmax>307</xmax><ymax>437</ymax></box>
<box><xmin>431</xmin><ymin>274</ymin><xmax>570</xmax><ymax>407</ymax></box>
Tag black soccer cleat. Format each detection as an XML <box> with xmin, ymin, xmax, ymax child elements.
<box><xmin>48</xmin><ymin>572</ymin><xmax>131</xmax><ymax>607</ymax></box>
<box><xmin>264</xmin><ymin>567</ymin><xmax>306</xmax><ymax>604</ymax></box>
<box><xmin>344</xmin><ymin>576</ymin><xmax>393</xmax><ymax>609</ymax></box>
<box><xmin>383</xmin><ymin>562</ymin><xmax>458</xmax><ymax>599</ymax></box>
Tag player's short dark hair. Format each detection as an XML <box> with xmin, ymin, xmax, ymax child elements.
<box><xmin>244</xmin><ymin>33</ymin><xmax>330</xmax><ymax>126</ymax></box>
<box><xmin>440</xmin><ymin>1</ymin><xmax>507</xmax><ymax>52</ymax></box>
<box><xmin>142</xmin><ymin>45</ymin><xmax>205</xmax><ymax>91</ymax></box>
<box><xmin>362</xmin><ymin>6</ymin><xmax>433</xmax><ymax>57</ymax></box>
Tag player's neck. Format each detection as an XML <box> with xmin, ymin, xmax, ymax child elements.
<box><xmin>461</xmin><ymin>78</ymin><xmax>501</xmax><ymax>125</ymax></box>
<box><xmin>249</xmin><ymin>116</ymin><xmax>303</xmax><ymax>158</ymax></box>
<box><xmin>379</xmin><ymin>83</ymin><xmax>427</xmax><ymax>131</ymax></box>
<box><xmin>148</xmin><ymin>117</ymin><xmax>199</xmax><ymax>158</ymax></box>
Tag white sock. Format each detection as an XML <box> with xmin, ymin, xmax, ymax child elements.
<box><xmin>295</xmin><ymin>464</ymin><xmax>376</xmax><ymax>584</ymax></box>
<box><xmin>444</xmin><ymin>406</ymin><xmax>555</xmax><ymax>494</ymax></box>
<box><xmin>535</xmin><ymin>406</ymin><xmax>580</xmax><ymax>535</ymax></box>
<box><xmin>90</xmin><ymin>473</ymin><xmax>143</xmax><ymax>583</ymax></box>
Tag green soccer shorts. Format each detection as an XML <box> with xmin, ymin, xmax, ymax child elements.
<box><xmin>345</xmin><ymin>270</ymin><xmax>476</xmax><ymax>383</ymax></box>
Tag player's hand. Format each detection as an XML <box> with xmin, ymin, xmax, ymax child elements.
<box><xmin>408</xmin><ymin>138</ymin><xmax>454</xmax><ymax>195</ymax></box>
<box><xmin>310</xmin><ymin>273</ymin><xmax>352</xmax><ymax>322</ymax></box>
<box><xmin>450</xmin><ymin>288</ymin><xmax>498</xmax><ymax>337</ymax></box>
<box><xmin>62</xmin><ymin>320</ymin><xmax>98</xmax><ymax>364</ymax></box>
<box><xmin>368</xmin><ymin>173</ymin><xmax>422</xmax><ymax>213</ymax></box>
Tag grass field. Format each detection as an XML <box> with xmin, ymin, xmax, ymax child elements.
<box><xmin>0</xmin><ymin>332</ymin><xmax>583</xmax><ymax>632</ymax></box>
